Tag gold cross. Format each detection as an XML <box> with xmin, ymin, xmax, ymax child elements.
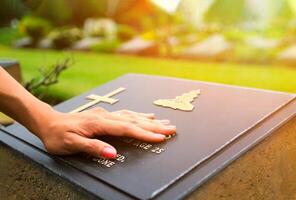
<box><xmin>70</xmin><ymin>87</ymin><xmax>126</xmax><ymax>113</ymax></box>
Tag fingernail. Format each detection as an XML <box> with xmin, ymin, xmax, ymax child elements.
<box><xmin>159</xmin><ymin>119</ymin><xmax>170</xmax><ymax>125</ymax></box>
<box><xmin>165</xmin><ymin>125</ymin><xmax>176</xmax><ymax>130</ymax></box>
<box><xmin>146</xmin><ymin>113</ymin><xmax>155</xmax><ymax>117</ymax></box>
<box><xmin>154</xmin><ymin>134</ymin><xmax>166</xmax><ymax>140</ymax></box>
<box><xmin>101</xmin><ymin>147</ymin><xmax>117</xmax><ymax>159</ymax></box>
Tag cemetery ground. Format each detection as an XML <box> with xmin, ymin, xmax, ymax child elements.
<box><xmin>1</xmin><ymin>43</ymin><xmax>296</xmax><ymax>102</ymax></box>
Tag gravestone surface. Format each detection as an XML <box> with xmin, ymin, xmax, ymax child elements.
<box><xmin>1</xmin><ymin>74</ymin><xmax>296</xmax><ymax>200</ymax></box>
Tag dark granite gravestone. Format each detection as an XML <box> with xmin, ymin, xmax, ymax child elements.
<box><xmin>1</xmin><ymin>74</ymin><xmax>295</xmax><ymax>200</ymax></box>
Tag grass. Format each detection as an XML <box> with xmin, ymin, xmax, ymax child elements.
<box><xmin>0</xmin><ymin>27</ymin><xmax>19</xmax><ymax>46</ymax></box>
<box><xmin>1</xmin><ymin>44</ymin><xmax>296</xmax><ymax>100</ymax></box>
<box><xmin>0</xmin><ymin>25</ymin><xmax>295</xmax><ymax>100</ymax></box>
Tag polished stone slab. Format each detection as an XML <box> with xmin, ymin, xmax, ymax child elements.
<box><xmin>2</xmin><ymin>74</ymin><xmax>296</xmax><ymax>199</ymax></box>
<box><xmin>2</xmin><ymin>117</ymin><xmax>296</xmax><ymax>200</ymax></box>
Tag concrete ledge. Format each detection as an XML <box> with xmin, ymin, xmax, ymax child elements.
<box><xmin>190</xmin><ymin>117</ymin><xmax>296</xmax><ymax>200</ymax></box>
<box><xmin>0</xmin><ymin>143</ymin><xmax>96</xmax><ymax>200</ymax></box>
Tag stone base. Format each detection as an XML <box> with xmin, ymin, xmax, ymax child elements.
<box><xmin>189</xmin><ymin>117</ymin><xmax>296</xmax><ymax>200</ymax></box>
<box><xmin>0</xmin><ymin>144</ymin><xmax>96</xmax><ymax>200</ymax></box>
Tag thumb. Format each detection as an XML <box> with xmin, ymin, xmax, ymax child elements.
<box><xmin>73</xmin><ymin>135</ymin><xmax>117</xmax><ymax>159</ymax></box>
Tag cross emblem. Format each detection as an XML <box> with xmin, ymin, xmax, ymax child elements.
<box><xmin>70</xmin><ymin>87</ymin><xmax>126</xmax><ymax>113</ymax></box>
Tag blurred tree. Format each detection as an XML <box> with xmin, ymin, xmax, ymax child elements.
<box><xmin>244</xmin><ymin>0</ymin><xmax>293</xmax><ymax>23</ymax></box>
<box><xmin>0</xmin><ymin>0</ymin><xmax>28</xmax><ymax>26</ymax></box>
<box><xmin>276</xmin><ymin>0</ymin><xmax>293</xmax><ymax>21</ymax></box>
<box><xmin>204</xmin><ymin>0</ymin><xmax>245</xmax><ymax>25</ymax></box>
<box><xmin>176</xmin><ymin>0</ymin><xmax>295</xmax><ymax>29</ymax></box>
<box><xmin>22</xmin><ymin>0</ymin><xmax>166</xmax><ymax>29</ymax></box>
<box><xmin>65</xmin><ymin>0</ymin><xmax>107</xmax><ymax>25</ymax></box>
<box><xmin>176</xmin><ymin>0</ymin><xmax>214</xmax><ymax>27</ymax></box>
<box><xmin>114</xmin><ymin>0</ymin><xmax>165</xmax><ymax>29</ymax></box>
<box><xmin>25</xmin><ymin>0</ymin><xmax>71</xmax><ymax>26</ymax></box>
<box><xmin>18</xmin><ymin>16</ymin><xmax>52</xmax><ymax>41</ymax></box>
<box><xmin>289</xmin><ymin>0</ymin><xmax>296</xmax><ymax>16</ymax></box>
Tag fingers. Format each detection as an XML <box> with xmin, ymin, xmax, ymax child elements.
<box><xmin>88</xmin><ymin>108</ymin><xmax>155</xmax><ymax>120</ymax></box>
<box><xmin>108</xmin><ymin>113</ymin><xmax>176</xmax><ymax>135</ymax></box>
<box><xmin>132</xmin><ymin>120</ymin><xmax>176</xmax><ymax>135</ymax></box>
<box><xmin>82</xmin><ymin>108</ymin><xmax>177</xmax><ymax>143</ymax></box>
<box><xmin>65</xmin><ymin>134</ymin><xmax>117</xmax><ymax>159</ymax></box>
<box><xmin>44</xmin><ymin>108</ymin><xmax>177</xmax><ymax>158</ymax></box>
<box><xmin>113</xmin><ymin>110</ymin><xmax>155</xmax><ymax>120</ymax></box>
<box><xmin>93</xmin><ymin>119</ymin><xmax>174</xmax><ymax>143</ymax></box>
<box><xmin>108</xmin><ymin>111</ymin><xmax>176</xmax><ymax>134</ymax></box>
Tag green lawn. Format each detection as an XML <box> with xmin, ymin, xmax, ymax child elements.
<box><xmin>1</xmin><ymin>44</ymin><xmax>296</xmax><ymax>100</ymax></box>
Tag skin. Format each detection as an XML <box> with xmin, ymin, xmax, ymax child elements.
<box><xmin>0</xmin><ymin>67</ymin><xmax>176</xmax><ymax>159</ymax></box>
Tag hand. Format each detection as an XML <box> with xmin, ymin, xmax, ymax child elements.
<box><xmin>0</xmin><ymin>68</ymin><xmax>175</xmax><ymax>159</ymax></box>
<box><xmin>37</xmin><ymin>108</ymin><xmax>176</xmax><ymax>159</ymax></box>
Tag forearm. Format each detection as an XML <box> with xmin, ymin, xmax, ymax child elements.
<box><xmin>0</xmin><ymin>67</ymin><xmax>176</xmax><ymax>158</ymax></box>
<box><xmin>0</xmin><ymin>67</ymin><xmax>55</xmax><ymax>137</ymax></box>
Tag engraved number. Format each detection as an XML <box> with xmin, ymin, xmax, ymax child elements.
<box><xmin>151</xmin><ymin>147</ymin><xmax>165</xmax><ymax>154</ymax></box>
<box><xmin>116</xmin><ymin>154</ymin><xmax>125</xmax><ymax>163</ymax></box>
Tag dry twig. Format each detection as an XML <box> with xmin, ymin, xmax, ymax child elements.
<box><xmin>25</xmin><ymin>57</ymin><xmax>74</xmax><ymax>93</ymax></box>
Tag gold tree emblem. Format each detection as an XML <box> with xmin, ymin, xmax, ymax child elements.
<box><xmin>154</xmin><ymin>90</ymin><xmax>201</xmax><ymax>111</ymax></box>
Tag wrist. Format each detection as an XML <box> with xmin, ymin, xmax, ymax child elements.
<box><xmin>27</xmin><ymin>101</ymin><xmax>59</xmax><ymax>141</ymax></box>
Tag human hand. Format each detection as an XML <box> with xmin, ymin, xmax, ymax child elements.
<box><xmin>37</xmin><ymin>108</ymin><xmax>176</xmax><ymax>159</ymax></box>
<box><xmin>0</xmin><ymin>68</ymin><xmax>176</xmax><ymax>159</ymax></box>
